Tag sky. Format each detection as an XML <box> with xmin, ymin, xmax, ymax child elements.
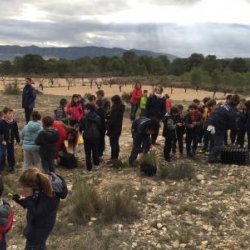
<box><xmin>0</xmin><ymin>0</ymin><xmax>250</xmax><ymax>58</ymax></box>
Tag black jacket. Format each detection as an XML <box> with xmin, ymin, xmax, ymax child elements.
<box><xmin>0</xmin><ymin>119</ymin><xmax>20</xmax><ymax>144</ymax></box>
<box><xmin>13</xmin><ymin>191</ymin><xmax>59</xmax><ymax>245</ymax></box>
<box><xmin>96</xmin><ymin>107</ymin><xmax>107</xmax><ymax>135</ymax></box>
<box><xmin>35</xmin><ymin>128</ymin><xmax>59</xmax><ymax>160</ymax></box>
<box><xmin>246</xmin><ymin>109</ymin><xmax>250</xmax><ymax>132</ymax></box>
<box><xmin>162</xmin><ymin>113</ymin><xmax>176</xmax><ymax>139</ymax></box>
<box><xmin>185</xmin><ymin>111</ymin><xmax>203</xmax><ymax>134</ymax></box>
<box><xmin>79</xmin><ymin>112</ymin><xmax>101</xmax><ymax>140</ymax></box>
<box><xmin>22</xmin><ymin>84</ymin><xmax>36</xmax><ymax>109</ymax></box>
<box><xmin>145</xmin><ymin>95</ymin><xmax>165</xmax><ymax>120</ymax></box>
<box><xmin>107</xmin><ymin>104</ymin><xmax>125</xmax><ymax>138</ymax></box>
<box><xmin>132</xmin><ymin>117</ymin><xmax>152</xmax><ymax>139</ymax></box>
<box><xmin>207</xmin><ymin>103</ymin><xmax>237</xmax><ymax>131</ymax></box>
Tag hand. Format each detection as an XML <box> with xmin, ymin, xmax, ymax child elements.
<box><xmin>12</xmin><ymin>193</ymin><xmax>21</xmax><ymax>202</ymax></box>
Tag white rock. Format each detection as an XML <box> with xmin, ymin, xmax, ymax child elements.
<box><xmin>196</xmin><ymin>174</ymin><xmax>205</xmax><ymax>181</ymax></box>
<box><xmin>157</xmin><ymin>223</ymin><xmax>163</xmax><ymax>229</ymax></box>
<box><xmin>172</xmin><ymin>240</ymin><xmax>180</xmax><ymax>249</ymax></box>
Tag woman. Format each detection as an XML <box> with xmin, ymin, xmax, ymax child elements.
<box><xmin>107</xmin><ymin>95</ymin><xmax>125</xmax><ymax>160</ymax></box>
<box><xmin>130</xmin><ymin>82</ymin><xmax>142</xmax><ymax>121</ymax></box>
<box><xmin>21</xmin><ymin>111</ymin><xmax>43</xmax><ymax>170</ymax></box>
<box><xmin>12</xmin><ymin>168</ymin><xmax>60</xmax><ymax>250</ymax></box>
<box><xmin>66</xmin><ymin>94</ymin><xmax>83</xmax><ymax>127</ymax></box>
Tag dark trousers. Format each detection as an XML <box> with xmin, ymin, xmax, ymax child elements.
<box><xmin>208</xmin><ymin>130</ymin><xmax>225</xmax><ymax>162</ymax></box>
<box><xmin>98</xmin><ymin>133</ymin><xmax>105</xmax><ymax>157</ymax></box>
<box><xmin>130</xmin><ymin>103</ymin><xmax>139</xmax><ymax>121</ymax></box>
<box><xmin>248</xmin><ymin>129</ymin><xmax>250</xmax><ymax>150</ymax></box>
<box><xmin>24</xmin><ymin>108</ymin><xmax>33</xmax><ymax>124</ymax></box>
<box><xmin>236</xmin><ymin>129</ymin><xmax>246</xmax><ymax>148</ymax></box>
<box><xmin>0</xmin><ymin>143</ymin><xmax>15</xmax><ymax>171</ymax></box>
<box><xmin>41</xmin><ymin>158</ymin><xmax>55</xmax><ymax>173</ymax></box>
<box><xmin>0</xmin><ymin>238</ymin><xmax>6</xmax><ymax>250</ymax></box>
<box><xmin>202</xmin><ymin>129</ymin><xmax>210</xmax><ymax>151</ymax></box>
<box><xmin>230</xmin><ymin>129</ymin><xmax>237</xmax><ymax>144</ymax></box>
<box><xmin>172</xmin><ymin>132</ymin><xmax>184</xmax><ymax>154</ymax></box>
<box><xmin>186</xmin><ymin>131</ymin><xmax>199</xmax><ymax>155</ymax></box>
<box><xmin>164</xmin><ymin>137</ymin><xmax>173</xmax><ymax>161</ymax></box>
<box><xmin>84</xmin><ymin>139</ymin><xmax>99</xmax><ymax>171</ymax></box>
<box><xmin>129</xmin><ymin>136</ymin><xmax>150</xmax><ymax>165</ymax></box>
<box><xmin>25</xmin><ymin>241</ymin><xmax>46</xmax><ymax>250</ymax></box>
<box><xmin>109</xmin><ymin>136</ymin><xmax>120</xmax><ymax>160</ymax></box>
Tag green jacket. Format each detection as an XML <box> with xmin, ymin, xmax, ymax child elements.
<box><xmin>140</xmin><ymin>96</ymin><xmax>148</xmax><ymax>109</ymax></box>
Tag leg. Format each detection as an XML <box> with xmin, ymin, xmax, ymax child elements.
<box><xmin>172</xmin><ymin>136</ymin><xmax>177</xmax><ymax>154</ymax></box>
<box><xmin>41</xmin><ymin>158</ymin><xmax>50</xmax><ymax>173</ymax></box>
<box><xmin>31</xmin><ymin>151</ymin><xmax>42</xmax><ymax>170</ymax></box>
<box><xmin>177</xmin><ymin>132</ymin><xmax>184</xmax><ymax>154</ymax></box>
<box><xmin>247</xmin><ymin>129</ymin><xmax>250</xmax><ymax>150</ymax></box>
<box><xmin>237</xmin><ymin>129</ymin><xmax>245</xmax><ymax>148</ymax></box>
<box><xmin>208</xmin><ymin>130</ymin><xmax>225</xmax><ymax>163</ymax></box>
<box><xmin>24</xmin><ymin>108</ymin><xmax>33</xmax><ymax>124</ymax></box>
<box><xmin>186</xmin><ymin>132</ymin><xmax>192</xmax><ymax>156</ymax></box>
<box><xmin>92</xmin><ymin>140</ymin><xmax>100</xmax><ymax>166</ymax></box>
<box><xmin>48</xmin><ymin>158</ymin><xmax>55</xmax><ymax>173</ymax></box>
<box><xmin>7</xmin><ymin>143</ymin><xmax>15</xmax><ymax>171</ymax></box>
<box><xmin>23</xmin><ymin>150</ymin><xmax>33</xmax><ymax>170</ymax></box>
<box><xmin>130</xmin><ymin>103</ymin><xmax>136</xmax><ymax>121</ymax></box>
<box><xmin>151</xmin><ymin>126</ymin><xmax>159</xmax><ymax>145</ymax></box>
<box><xmin>129</xmin><ymin>137</ymin><xmax>142</xmax><ymax>165</ymax></box>
<box><xmin>164</xmin><ymin>138</ymin><xmax>172</xmax><ymax>161</ymax></box>
<box><xmin>192</xmin><ymin>132</ymin><xmax>199</xmax><ymax>156</ymax></box>
<box><xmin>84</xmin><ymin>140</ymin><xmax>92</xmax><ymax>171</ymax></box>
<box><xmin>110</xmin><ymin>136</ymin><xmax>120</xmax><ymax>160</ymax></box>
<box><xmin>0</xmin><ymin>144</ymin><xmax>6</xmax><ymax>171</ymax></box>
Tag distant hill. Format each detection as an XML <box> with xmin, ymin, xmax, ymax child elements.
<box><xmin>0</xmin><ymin>45</ymin><xmax>177</xmax><ymax>62</ymax></box>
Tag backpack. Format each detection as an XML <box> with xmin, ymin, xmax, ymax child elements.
<box><xmin>59</xmin><ymin>151</ymin><xmax>77</xmax><ymax>169</ymax></box>
<box><xmin>0</xmin><ymin>201</ymin><xmax>14</xmax><ymax>242</ymax></box>
<box><xmin>49</xmin><ymin>172</ymin><xmax>68</xmax><ymax>199</ymax></box>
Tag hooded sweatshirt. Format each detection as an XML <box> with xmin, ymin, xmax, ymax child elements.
<box><xmin>21</xmin><ymin>121</ymin><xmax>43</xmax><ymax>151</ymax></box>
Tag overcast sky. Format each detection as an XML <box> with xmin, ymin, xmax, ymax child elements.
<box><xmin>0</xmin><ymin>0</ymin><xmax>250</xmax><ymax>58</ymax></box>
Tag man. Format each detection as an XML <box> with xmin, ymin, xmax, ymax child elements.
<box><xmin>22</xmin><ymin>78</ymin><xmax>36</xmax><ymax>123</ymax></box>
<box><xmin>207</xmin><ymin>94</ymin><xmax>240</xmax><ymax>163</ymax></box>
<box><xmin>129</xmin><ymin>117</ymin><xmax>160</xmax><ymax>166</ymax></box>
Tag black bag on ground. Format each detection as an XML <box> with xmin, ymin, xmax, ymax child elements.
<box><xmin>140</xmin><ymin>162</ymin><xmax>157</xmax><ymax>176</ymax></box>
<box><xmin>59</xmin><ymin>151</ymin><xmax>77</xmax><ymax>169</ymax></box>
<box><xmin>220</xmin><ymin>147</ymin><xmax>249</xmax><ymax>165</ymax></box>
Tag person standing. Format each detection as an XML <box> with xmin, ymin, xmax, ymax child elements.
<box><xmin>22</xmin><ymin>78</ymin><xmax>36</xmax><ymax>124</ymax></box>
<box><xmin>130</xmin><ymin>82</ymin><xmax>142</xmax><ymax>121</ymax></box>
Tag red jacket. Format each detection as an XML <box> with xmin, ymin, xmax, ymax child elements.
<box><xmin>66</xmin><ymin>102</ymin><xmax>83</xmax><ymax>121</ymax></box>
<box><xmin>165</xmin><ymin>99</ymin><xmax>172</xmax><ymax>112</ymax></box>
<box><xmin>130</xmin><ymin>89</ymin><xmax>142</xmax><ymax>104</ymax></box>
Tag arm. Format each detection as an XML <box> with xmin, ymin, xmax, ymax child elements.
<box><xmin>35</xmin><ymin>132</ymin><xmax>42</xmax><ymax>145</ymax></box>
<box><xmin>14</xmin><ymin>122</ymin><xmax>20</xmax><ymax>143</ymax></box>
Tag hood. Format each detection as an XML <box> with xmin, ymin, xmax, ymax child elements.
<box><xmin>42</xmin><ymin>128</ymin><xmax>58</xmax><ymax>142</ymax></box>
<box><xmin>86</xmin><ymin>112</ymin><xmax>99</xmax><ymax>122</ymax></box>
<box><xmin>26</xmin><ymin>121</ymin><xmax>42</xmax><ymax>133</ymax></box>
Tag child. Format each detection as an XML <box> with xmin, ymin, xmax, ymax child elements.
<box><xmin>12</xmin><ymin>168</ymin><xmax>60</xmax><ymax>250</ymax></box>
<box><xmin>130</xmin><ymin>82</ymin><xmax>142</xmax><ymax>121</ymax></box>
<box><xmin>185</xmin><ymin>103</ymin><xmax>203</xmax><ymax>157</ymax></box>
<box><xmin>235</xmin><ymin>102</ymin><xmax>247</xmax><ymax>148</ymax></box>
<box><xmin>0</xmin><ymin>176</ymin><xmax>14</xmax><ymax>249</ymax></box>
<box><xmin>35</xmin><ymin>116</ymin><xmax>59</xmax><ymax>173</ymax></box>
<box><xmin>88</xmin><ymin>95</ymin><xmax>96</xmax><ymax>105</ymax></box>
<box><xmin>79</xmin><ymin>104</ymin><xmax>101</xmax><ymax>171</ymax></box>
<box><xmin>96</xmin><ymin>100</ymin><xmax>107</xmax><ymax>158</ymax></box>
<box><xmin>172</xmin><ymin>104</ymin><xmax>185</xmax><ymax>156</ymax></box>
<box><xmin>139</xmin><ymin>90</ymin><xmax>148</xmax><ymax>116</ymax></box>
<box><xmin>0</xmin><ymin>107</ymin><xmax>20</xmax><ymax>172</ymax></box>
<box><xmin>66</xmin><ymin>94</ymin><xmax>83</xmax><ymax>127</ymax></box>
<box><xmin>129</xmin><ymin>117</ymin><xmax>160</xmax><ymax>166</ymax></box>
<box><xmin>54</xmin><ymin>98</ymin><xmax>68</xmax><ymax>123</ymax></box>
<box><xmin>165</xmin><ymin>94</ymin><xmax>172</xmax><ymax>113</ymax></box>
<box><xmin>162</xmin><ymin>106</ymin><xmax>179</xmax><ymax>161</ymax></box>
<box><xmin>21</xmin><ymin>111</ymin><xmax>43</xmax><ymax>170</ymax></box>
<box><xmin>96</xmin><ymin>90</ymin><xmax>110</xmax><ymax>113</ymax></box>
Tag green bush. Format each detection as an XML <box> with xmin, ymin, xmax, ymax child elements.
<box><xmin>139</xmin><ymin>153</ymin><xmax>157</xmax><ymax>176</ymax></box>
<box><xmin>3</xmin><ymin>83</ymin><xmax>21</xmax><ymax>95</ymax></box>
<box><xmin>110</xmin><ymin>159</ymin><xmax>128</xmax><ymax>169</ymax></box>
<box><xmin>121</xmin><ymin>92</ymin><xmax>131</xmax><ymax>103</ymax></box>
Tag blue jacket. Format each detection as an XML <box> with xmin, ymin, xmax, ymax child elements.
<box><xmin>21</xmin><ymin>121</ymin><xmax>43</xmax><ymax>151</ymax></box>
<box><xmin>22</xmin><ymin>84</ymin><xmax>36</xmax><ymax>109</ymax></box>
<box><xmin>0</xmin><ymin>120</ymin><xmax>20</xmax><ymax>144</ymax></box>
<box><xmin>207</xmin><ymin>104</ymin><xmax>237</xmax><ymax>131</ymax></box>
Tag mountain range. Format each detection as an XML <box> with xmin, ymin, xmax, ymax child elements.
<box><xmin>0</xmin><ymin>45</ymin><xmax>177</xmax><ymax>61</ymax></box>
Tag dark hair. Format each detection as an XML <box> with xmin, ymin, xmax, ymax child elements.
<box><xmin>188</xmin><ymin>103</ymin><xmax>198</xmax><ymax>110</ymax></box>
<box><xmin>165</xmin><ymin>94</ymin><xmax>170</xmax><ymax>99</ymax></box>
<box><xmin>228</xmin><ymin>94</ymin><xmax>240</xmax><ymax>106</ymax></box>
<box><xmin>2</xmin><ymin>107</ymin><xmax>13</xmax><ymax>114</ymax></box>
<box><xmin>177</xmin><ymin>104</ymin><xmax>184</xmax><ymax>111</ymax></box>
<box><xmin>71</xmin><ymin>94</ymin><xmax>79</xmax><ymax>105</ymax></box>
<box><xmin>206</xmin><ymin>99</ymin><xmax>216</xmax><ymax>107</ymax></box>
<box><xmin>96</xmin><ymin>99</ymin><xmax>103</xmax><ymax>108</ymax></box>
<box><xmin>96</xmin><ymin>90</ymin><xmax>105</xmax><ymax>97</ymax></box>
<box><xmin>26</xmin><ymin>77</ymin><xmax>32</xmax><ymax>82</ymax></box>
<box><xmin>143</xmin><ymin>90</ymin><xmax>148</xmax><ymax>94</ymax></box>
<box><xmin>88</xmin><ymin>95</ymin><xmax>96</xmax><ymax>102</ymax></box>
<box><xmin>202</xmin><ymin>97</ymin><xmax>211</xmax><ymax>104</ymax></box>
<box><xmin>32</xmin><ymin>111</ymin><xmax>41</xmax><ymax>121</ymax></box>
<box><xmin>0</xmin><ymin>176</ymin><xmax>4</xmax><ymax>197</ymax></box>
<box><xmin>226</xmin><ymin>94</ymin><xmax>232</xmax><ymax>100</ymax></box>
<box><xmin>193</xmin><ymin>99</ymin><xmax>200</xmax><ymax>104</ymax></box>
<box><xmin>147</xmin><ymin>118</ymin><xmax>160</xmax><ymax>133</ymax></box>
<box><xmin>85</xmin><ymin>103</ymin><xmax>96</xmax><ymax>112</ymax></box>
<box><xmin>170</xmin><ymin>106</ymin><xmax>179</xmax><ymax>114</ymax></box>
<box><xmin>42</xmin><ymin>116</ymin><xmax>54</xmax><ymax>127</ymax></box>
<box><xmin>111</xmin><ymin>95</ymin><xmax>122</xmax><ymax>107</ymax></box>
<box><xmin>135</xmin><ymin>81</ymin><xmax>142</xmax><ymax>89</ymax></box>
<box><xmin>60</xmin><ymin>98</ymin><xmax>67</xmax><ymax>106</ymax></box>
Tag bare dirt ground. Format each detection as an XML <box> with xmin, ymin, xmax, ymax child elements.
<box><xmin>0</xmin><ymin>92</ymin><xmax>249</xmax><ymax>250</ymax></box>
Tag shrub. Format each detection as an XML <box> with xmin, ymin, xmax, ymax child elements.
<box><xmin>110</xmin><ymin>159</ymin><xmax>128</xmax><ymax>169</ymax></box>
<box><xmin>70</xmin><ymin>181</ymin><xmax>102</xmax><ymax>223</ymax></box>
<box><xmin>121</xmin><ymin>92</ymin><xmax>131</xmax><ymax>103</ymax></box>
<box><xmin>139</xmin><ymin>153</ymin><xmax>157</xmax><ymax>176</ymax></box>
<box><xmin>158</xmin><ymin>162</ymin><xmax>195</xmax><ymax>180</ymax></box>
<box><xmin>3</xmin><ymin>83</ymin><xmax>21</xmax><ymax>95</ymax></box>
<box><xmin>102</xmin><ymin>185</ymin><xmax>139</xmax><ymax>222</ymax></box>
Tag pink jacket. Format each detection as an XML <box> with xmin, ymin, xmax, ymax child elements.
<box><xmin>130</xmin><ymin>89</ymin><xmax>142</xmax><ymax>104</ymax></box>
<box><xmin>66</xmin><ymin>102</ymin><xmax>83</xmax><ymax>121</ymax></box>
<box><xmin>166</xmin><ymin>99</ymin><xmax>172</xmax><ymax>112</ymax></box>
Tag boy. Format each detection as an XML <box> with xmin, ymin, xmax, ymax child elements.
<box><xmin>162</xmin><ymin>106</ymin><xmax>179</xmax><ymax>161</ymax></box>
<box><xmin>35</xmin><ymin>116</ymin><xmax>59</xmax><ymax>173</ymax></box>
<box><xmin>139</xmin><ymin>90</ymin><xmax>148</xmax><ymax>116</ymax></box>
<box><xmin>129</xmin><ymin>117</ymin><xmax>160</xmax><ymax>166</ymax></box>
<box><xmin>185</xmin><ymin>104</ymin><xmax>203</xmax><ymax>157</ymax></box>
<box><xmin>54</xmin><ymin>98</ymin><xmax>68</xmax><ymax>123</ymax></box>
<box><xmin>0</xmin><ymin>107</ymin><xmax>20</xmax><ymax>172</ymax></box>
<box><xmin>96</xmin><ymin>90</ymin><xmax>110</xmax><ymax>113</ymax></box>
<box><xmin>0</xmin><ymin>176</ymin><xmax>14</xmax><ymax>249</ymax></box>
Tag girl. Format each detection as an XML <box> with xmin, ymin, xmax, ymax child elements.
<box><xmin>66</xmin><ymin>94</ymin><xmax>83</xmax><ymax>127</ymax></box>
<box><xmin>12</xmin><ymin>168</ymin><xmax>60</xmax><ymax>250</ymax></box>
<box><xmin>107</xmin><ymin>95</ymin><xmax>125</xmax><ymax>161</ymax></box>
<box><xmin>130</xmin><ymin>82</ymin><xmax>142</xmax><ymax>121</ymax></box>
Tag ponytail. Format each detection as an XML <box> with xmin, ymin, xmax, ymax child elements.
<box><xmin>36</xmin><ymin>173</ymin><xmax>54</xmax><ymax>197</ymax></box>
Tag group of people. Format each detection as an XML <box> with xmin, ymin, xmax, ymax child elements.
<box><xmin>0</xmin><ymin>78</ymin><xmax>249</xmax><ymax>249</ymax></box>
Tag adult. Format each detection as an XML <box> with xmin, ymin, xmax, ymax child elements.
<box><xmin>96</xmin><ymin>90</ymin><xmax>110</xmax><ymax>113</ymax></box>
<box><xmin>207</xmin><ymin>94</ymin><xmax>240</xmax><ymax>163</ymax></box>
<box><xmin>107</xmin><ymin>95</ymin><xmax>125</xmax><ymax>161</ymax></box>
<box><xmin>144</xmin><ymin>85</ymin><xmax>166</xmax><ymax>144</ymax></box>
<box><xmin>130</xmin><ymin>82</ymin><xmax>142</xmax><ymax>121</ymax></box>
<box><xmin>22</xmin><ymin>77</ymin><xmax>36</xmax><ymax>124</ymax></box>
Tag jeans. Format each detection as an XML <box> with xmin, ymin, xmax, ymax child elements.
<box><xmin>208</xmin><ymin>130</ymin><xmax>225</xmax><ymax>162</ymax></box>
<box><xmin>172</xmin><ymin>131</ymin><xmax>184</xmax><ymax>154</ymax></box>
<box><xmin>186</xmin><ymin>131</ymin><xmax>199</xmax><ymax>155</ymax></box>
<box><xmin>23</xmin><ymin>151</ymin><xmax>41</xmax><ymax>170</ymax></box>
<box><xmin>24</xmin><ymin>108</ymin><xmax>33</xmax><ymax>124</ymax></box>
<box><xmin>84</xmin><ymin>139</ymin><xmax>99</xmax><ymax>171</ymax></box>
<box><xmin>130</xmin><ymin>103</ymin><xmax>139</xmax><ymax>121</ymax></box>
<box><xmin>0</xmin><ymin>143</ymin><xmax>15</xmax><ymax>171</ymax></box>
<box><xmin>109</xmin><ymin>136</ymin><xmax>120</xmax><ymax>160</ymax></box>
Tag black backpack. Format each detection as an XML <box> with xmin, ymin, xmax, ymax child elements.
<box><xmin>59</xmin><ymin>151</ymin><xmax>77</xmax><ymax>169</ymax></box>
<box><xmin>49</xmin><ymin>172</ymin><xmax>68</xmax><ymax>199</ymax></box>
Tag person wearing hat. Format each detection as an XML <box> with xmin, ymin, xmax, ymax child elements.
<box><xmin>207</xmin><ymin>94</ymin><xmax>240</xmax><ymax>163</ymax></box>
<box><xmin>22</xmin><ymin>77</ymin><xmax>37</xmax><ymax>124</ymax></box>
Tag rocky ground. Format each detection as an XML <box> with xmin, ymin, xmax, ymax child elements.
<box><xmin>0</xmin><ymin>93</ymin><xmax>249</xmax><ymax>250</ymax></box>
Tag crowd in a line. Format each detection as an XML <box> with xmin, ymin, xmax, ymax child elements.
<box><xmin>0</xmin><ymin>77</ymin><xmax>249</xmax><ymax>249</ymax></box>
